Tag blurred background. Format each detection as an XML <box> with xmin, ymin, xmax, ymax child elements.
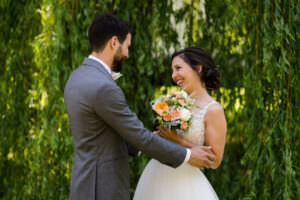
<box><xmin>0</xmin><ymin>0</ymin><xmax>299</xmax><ymax>199</ymax></box>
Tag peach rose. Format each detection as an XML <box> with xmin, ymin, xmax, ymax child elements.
<box><xmin>163</xmin><ymin>115</ymin><xmax>172</xmax><ymax>121</ymax></box>
<box><xmin>180</xmin><ymin>121</ymin><xmax>188</xmax><ymax>130</ymax></box>
<box><xmin>163</xmin><ymin>97</ymin><xmax>169</xmax><ymax>102</ymax></box>
<box><xmin>171</xmin><ymin>109</ymin><xmax>181</xmax><ymax>120</ymax></box>
<box><xmin>154</xmin><ymin>102</ymin><xmax>168</xmax><ymax>115</ymax></box>
<box><xmin>175</xmin><ymin>94</ymin><xmax>182</xmax><ymax>99</ymax></box>
<box><xmin>170</xmin><ymin>91</ymin><xmax>179</xmax><ymax>96</ymax></box>
<box><xmin>178</xmin><ymin>99</ymin><xmax>185</xmax><ymax>106</ymax></box>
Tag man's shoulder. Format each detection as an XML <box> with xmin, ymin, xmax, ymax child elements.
<box><xmin>70</xmin><ymin>64</ymin><xmax>110</xmax><ymax>84</ymax></box>
<box><xmin>65</xmin><ymin>65</ymin><xmax>117</xmax><ymax>96</ymax></box>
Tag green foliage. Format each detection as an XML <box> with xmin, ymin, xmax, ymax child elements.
<box><xmin>0</xmin><ymin>0</ymin><xmax>42</xmax><ymax>199</ymax></box>
<box><xmin>0</xmin><ymin>0</ymin><xmax>299</xmax><ymax>199</ymax></box>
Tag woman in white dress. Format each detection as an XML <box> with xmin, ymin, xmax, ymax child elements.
<box><xmin>133</xmin><ymin>47</ymin><xmax>227</xmax><ymax>200</ymax></box>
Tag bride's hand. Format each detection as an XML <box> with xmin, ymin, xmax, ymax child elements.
<box><xmin>157</xmin><ymin>126</ymin><xmax>181</xmax><ymax>143</ymax></box>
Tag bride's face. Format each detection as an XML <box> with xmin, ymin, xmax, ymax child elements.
<box><xmin>171</xmin><ymin>56</ymin><xmax>202</xmax><ymax>94</ymax></box>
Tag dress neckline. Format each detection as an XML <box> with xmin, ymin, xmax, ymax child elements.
<box><xmin>194</xmin><ymin>100</ymin><xmax>217</xmax><ymax>110</ymax></box>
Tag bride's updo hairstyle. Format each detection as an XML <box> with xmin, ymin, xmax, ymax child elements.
<box><xmin>171</xmin><ymin>47</ymin><xmax>220</xmax><ymax>91</ymax></box>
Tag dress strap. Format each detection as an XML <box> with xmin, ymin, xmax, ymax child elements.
<box><xmin>194</xmin><ymin>101</ymin><xmax>218</xmax><ymax>122</ymax></box>
<box><xmin>202</xmin><ymin>101</ymin><xmax>218</xmax><ymax>113</ymax></box>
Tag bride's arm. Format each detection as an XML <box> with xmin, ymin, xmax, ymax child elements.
<box><xmin>204</xmin><ymin>104</ymin><xmax>227</xmax><ymax>169</ymax></box>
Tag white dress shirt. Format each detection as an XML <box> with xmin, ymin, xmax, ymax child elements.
<box><xmin>88</xmin><ymin>55</ymin><xmax>191</xmax><ymax>165</ymax></box>
<box><xmin>89</xmin><ymin>55</ymin><xmax>112</xmax><ymax>74</ymax></box>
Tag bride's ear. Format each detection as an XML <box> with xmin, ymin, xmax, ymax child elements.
<box><xmin>197</xmin><ymin>65</ymin><xmax>203</xmax><ymax>74</ymax></box>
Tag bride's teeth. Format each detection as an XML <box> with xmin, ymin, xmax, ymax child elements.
<box><xmin>177</xmin><ymin>80</ymin><xmax>184</xmax><ymax>87</ymax></box>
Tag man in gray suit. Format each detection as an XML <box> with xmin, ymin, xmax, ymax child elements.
<box><xmin>64</xmin><ymin>14</ymin><xmax>216</xmax><ymax>200</ymax></box>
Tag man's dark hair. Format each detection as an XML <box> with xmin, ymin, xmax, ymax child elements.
<box><xmin>88</xmin><ymin>14</ymin><xmax>130</xmax><ymax>52</ymax></box>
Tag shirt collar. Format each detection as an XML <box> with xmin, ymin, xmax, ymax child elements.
<box><xmin>88</xmin><ymin>55</ymin><xmax>111</xmax><ymax>74</ymax></box>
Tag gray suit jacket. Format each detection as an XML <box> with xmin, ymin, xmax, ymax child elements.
<box><xmin>64</xmin><ymin>58</ymin><xmax>187</xmax><ymax>200</ymax></box>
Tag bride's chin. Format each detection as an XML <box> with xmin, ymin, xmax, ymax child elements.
<box><xmin>184</xmin><ymin>88</ymin><xmax>192</xmax><ymax>94</ymax></box>
<box><xmin>185</xmin><ymin>87</ymin><xmax>196</xmax><ymax>95</ymax></box>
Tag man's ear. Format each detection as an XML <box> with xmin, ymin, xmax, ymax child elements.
<box><xmin>110</xmin><ymin>36</ymin><xmax>119</xmax><ymax>49</ymax></box>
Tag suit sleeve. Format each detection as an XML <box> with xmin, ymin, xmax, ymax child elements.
<box><xmin>93</xmin><ymin>83</ymin><xmax>186</xmax><ymax>168</ymax></box>
<box><xmin>126</xmin><ymin>142</ymin><xmax>139</xmax><ymax>156</ymax></box>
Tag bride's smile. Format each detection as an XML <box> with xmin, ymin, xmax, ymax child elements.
<box><xmin>172</xmin><ymin>56</ymin><xmax>203</xmax><ymax>95</ymax></box>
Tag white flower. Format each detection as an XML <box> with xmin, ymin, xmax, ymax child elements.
<box><xmin>181</xmin><ymin>90</ymin><xmax>188</xmax><ymax>98</ymax></box>
<box><xmin>180</xmin><ymin>108</ymin><xmax>191</xmax><ymax>121</ymax></box>
<box><xmin>112</xmin><ymin>72</ymin><xmax>122</xmax><ymax>80</ymax></box>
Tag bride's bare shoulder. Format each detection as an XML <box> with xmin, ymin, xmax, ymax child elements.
<box><xmin>205</xmin><ymin>102</ymin><xmax>225</xmax><ymax>120</ymax></box>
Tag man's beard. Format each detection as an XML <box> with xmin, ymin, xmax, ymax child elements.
<box><xmin>112</xmin><ymin>47</ymin><xmax>124</xmax><ymax>71</ymax></box>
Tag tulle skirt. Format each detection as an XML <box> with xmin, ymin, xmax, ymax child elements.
<box><xmin>133</xmin><ymin>159</ymin><xmax>218</xmax><ymax>200</ymax></box>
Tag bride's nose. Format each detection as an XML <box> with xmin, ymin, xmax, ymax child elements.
<box><xmin>172</xmin><ymin>72</ymin><xmax>177</xmax><ymax>82</ymax></box>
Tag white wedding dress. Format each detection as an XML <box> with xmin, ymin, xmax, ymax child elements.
<box><xmin>133</xmin><ymin>101</ymin><xmax>219</xmax><ymax>200</ymax></box>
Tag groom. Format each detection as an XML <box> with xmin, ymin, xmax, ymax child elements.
<box><xmin>64</xmin><ymin>14</ymin><xmax>216</xmax><ymax>200</ymax></box>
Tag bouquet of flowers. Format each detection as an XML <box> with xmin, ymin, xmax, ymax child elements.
<box><xmin>152</xmin><ymin>89</ymin><xmax>195</xmax><ymax>134</ymax></box>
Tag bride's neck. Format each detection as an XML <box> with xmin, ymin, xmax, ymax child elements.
<box><xmin>190</xmin><ymin>86</ymin><xmax>212</xmax><ymax>105</ymax></box>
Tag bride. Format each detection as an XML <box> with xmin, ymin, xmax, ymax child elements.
<box><xmin>133</xmin><ymin>47</ymin><xmax>227</xmax><ymax>200</ymax></box>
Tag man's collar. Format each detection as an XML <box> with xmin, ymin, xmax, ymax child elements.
<box><xmin>88</xmin><ymin>55</ymin><xmax>122</xmax><ymax>80</ymax></box>
<box><xmin>88</xmin><ymin>55</ymin><xmax>111</xmax><ymax>74</ymax></box>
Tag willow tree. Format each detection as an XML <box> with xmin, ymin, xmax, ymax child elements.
<box><xmin>0</xmin><ymin>0</ymin><xmax>42</xmax><ymax>199</ymax></box>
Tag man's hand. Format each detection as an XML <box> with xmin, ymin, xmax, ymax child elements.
<box><xmin>153</xmin><ymin>130</ymin><xmax>159</xmax><ymax>135</ymax></box>
<box><xmin>188</xmin><ymin>146</ymin><xmax>216</xmax><ymax>169</ymax></box>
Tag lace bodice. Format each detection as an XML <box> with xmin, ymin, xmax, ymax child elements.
<box><xmin>182</xmin><ymin>101</ymin><xmax>218</xmax><ymax>145</ymax></box>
